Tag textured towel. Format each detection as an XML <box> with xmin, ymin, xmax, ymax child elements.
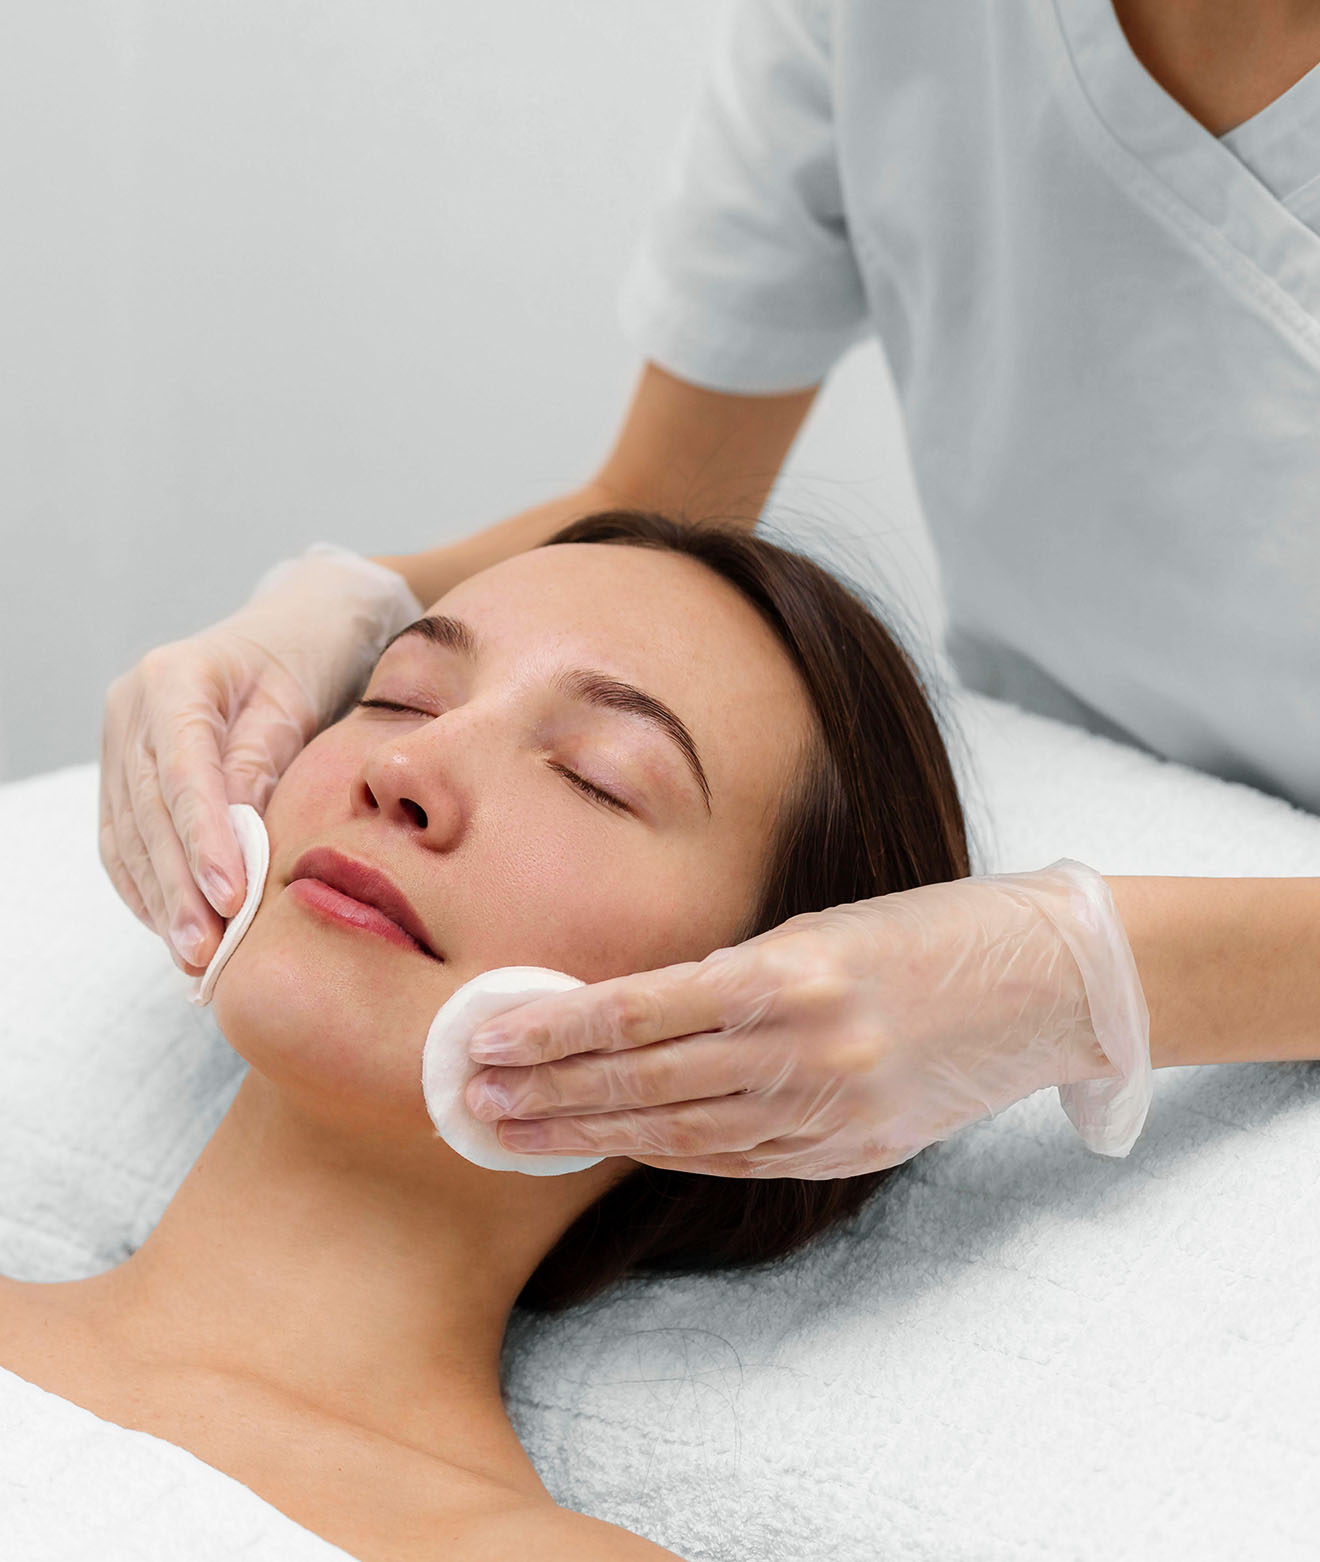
<box><xmin>0</xmin><ymin>1363</ymin><xmax>356</xmax><ymax>1561</ymax></box>
<box><xmin>2</xmin><ymin>687</ymin><xmax>1318</xmax><ymax>1561</ymax></box>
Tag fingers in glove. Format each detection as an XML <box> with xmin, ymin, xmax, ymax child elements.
<box><xmin>102</xmin><ymin>732</ymin><xmax>173</xmax><ymax>940</ymax></box>
<box><xmin>468</xmin><ymin>960</ymin><xmax>719</xmax><ymax>1065</ymax></box>
<box><xmin>99</xmin><ymin>659</ymin><xmax>235</xmax><ymax>969</ymax></box>
<box><xmin>219</xmin><ymin>687</ymin><xmax>311</xmax><ymax>816</ymax></box>
<box><xmin>496</xmin><ymin>1089</ymin><xmax>782</xmax><ymax>1162</ymax></box>
<box><xmin>132</xmin><ymin>757</ymin><xmax>227</xmax><ymax>970</ymax></box>
<box><xmin>97</xmin><ymin>810</ymin><xmax>155</xmax><ymax>934</ymax></box>
<box><xmin>156</xmin><ymin>703</ymin><xmax>249</xmax><ymax>921</ymax></box>
<box><xmin>98</xmin><ymin>708</ymin><xmax>157</xmax><ymax>934</ymax></box>
<box><xmin>467</xmin><ymin>1030</ymin><xmax>777</xmax><ymax>1121</ymax></box>
<box><xmin>106</xmin><ymin>791</ymin><xmax>205</xmax><ymax>972</ymax></box>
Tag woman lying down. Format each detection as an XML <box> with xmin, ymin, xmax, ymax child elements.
<box><xmin>0</xmin><ymin>510</ymin><xmax>969</xmax><ymax>1560</ymax></box>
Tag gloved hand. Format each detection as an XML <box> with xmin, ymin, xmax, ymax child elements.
<box><xmin>99</xmin><ymin>542</ymin><xmax>423</xmax><ymax>973</ymax></box>
<box><xmin>464</xmin><ymin>859</ymin><xmax>1153</xmax><ymax>1175</ymax></box>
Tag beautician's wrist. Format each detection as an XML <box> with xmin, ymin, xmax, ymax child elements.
<box><xmin>1105</xmin><ymin>874</ymin><xmax>1320</xmax><ymax>1069</ymax></box>
<box><xmin>982</xmin><ymin>859</ymin><xmax>1149</xmax><ymax>1085</ymax></box>
<box><xmin>1102</xmin><ymin>877</ymin><xmax>1180</xmax><ymax>1068</ymax></box>
<box><xmin>368</xmin><ymin>543</ymin><xmax>466</xmax><ymax>612</ymax></box>
<box><xmin>370</xmin><ymin>481</ymin><xmax>630</xmax><ymax>611</ymax></box>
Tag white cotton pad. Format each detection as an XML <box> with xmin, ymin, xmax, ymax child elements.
<box><xmin>187</xmin><ymin>803</ymin><xmax>270</xmax><ymax>1007</ymax></box>
<box><xmin>422</xmin><ymin>966</ymin><xmax>603</xmax><ymax>1176</ymax></box>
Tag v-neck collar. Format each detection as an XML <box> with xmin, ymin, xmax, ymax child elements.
<box><xmin>1218</xmin><ymin>57</ymin><xmax>1320</xmax><ymax>207</ymax></box>
<box><xmin>1051</xmin><ymin>0</ymin><xmax>1320</xmax><ymax>347</ymax></box>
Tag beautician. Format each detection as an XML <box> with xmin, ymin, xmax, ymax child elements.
<box><xmin>99</xmin><ymin>0</ymin><xmax>1320</xmax><ymax>1177</ymax></box>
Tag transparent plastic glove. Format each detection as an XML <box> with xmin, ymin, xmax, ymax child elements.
<box><xmin>464</xmin><ymin>859</ymin><xmax>1153</xmax><ymax>1177</ymax></box>
<box><xmin>98</xmin><ymin>542</ymin><xmax>423</xmax><ymax>972</ymax></box>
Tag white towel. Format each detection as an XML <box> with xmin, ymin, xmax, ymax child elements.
<box><xmin>2</xmin><ymin>688</ymin><xmax>1318</xmax><ymax>1561</ymax></box>
<box><xmin>0</xmin><ymin>1364</ymin><xmax>355</xmax><ymax>1560</ymax></box>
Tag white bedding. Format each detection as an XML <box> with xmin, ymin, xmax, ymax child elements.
<box><xmin>2</xmin><ymin>687</ymin><xmax>1318</xmax><ymax>1560</ymax></box>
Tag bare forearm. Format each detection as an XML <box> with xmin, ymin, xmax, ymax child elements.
<box><xmin>369</xmin><ymin>480</ymin><xmax>624</xmax><ymax>609</ymax></box>
<box><xmin>1105</xmin><ymin>876</ymin><xmax>1320</xmax><ymax>1068</ymax></box>
<box><xmin>368</xmin><ymin>363</ymin><xmax>818</xmax><ymax>610</ymax></box>
<box><xmin>368</xmin><ymin>463</ymin><xmax>773</xmax><ymax>612</ymax></box>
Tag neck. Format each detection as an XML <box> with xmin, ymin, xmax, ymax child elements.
<box><xmin>1112</xmin><ymin>0</ymin><xmax>1320</xmax><ymax>137</ymax></box>
<box><xmin>64</xmin><ymin>1069</ymin><xmax>618</xmax><ymax>1475</ymax></box>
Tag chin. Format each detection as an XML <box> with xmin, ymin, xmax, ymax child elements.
<box><xmin>210</xmin><ymin>908</ymin><xmax>450</xmax><ymax>1136</ymax></box>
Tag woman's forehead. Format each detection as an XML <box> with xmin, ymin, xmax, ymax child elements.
<box><xmin>437</xmin><ymin>544</ymin><xmax>788</xmax><ymax>685</ymax></box>
<box><xmin>430</xmin><ymin>542</ymin><xmax>816</xmax><ymax>793</ymax></box>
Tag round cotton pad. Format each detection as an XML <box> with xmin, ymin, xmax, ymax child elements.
<box><xmin>187</xmin><ymin>803</ymin><xmax>270</xmax><ymax>1007</ymax></box>
<box><xmin>422</xmin><ymin>966</ymin><xmax>603</xmax><ymax>1176</ymax></box>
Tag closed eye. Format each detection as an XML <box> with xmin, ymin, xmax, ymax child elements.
<box><xmin>548</xmin><ymin>764</ymin><xmax>629</xmax><ymax>813</ymax></box>
<box><xmin>354</xmin><ymin>698</ymin><xmax>631</xmax><ymax>814</ymax></box>
<box><xmin>356</xmin><ymin>697</ymin><xmax>435</xmax><ymax>716</ymax></box>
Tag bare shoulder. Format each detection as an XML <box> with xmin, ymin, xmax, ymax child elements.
<box><xmin>463</xmin><ymin>1501</ymin><xmax>686</xmax><ymax>1561</ymax></box>
<box><xmin>0</xmin><ymin>1272</ymin><xmax>40</xmax><ymax>1337</ymax></box>
<box><xmin>545</xmin><ymin>1508</ymin><xmax>685</xmax><ymax>1560</ymax></box>
<box><xmin>0</xmin><ymin>1278</ymin><xmax>686</xmax><ymax>1561</ymax></box>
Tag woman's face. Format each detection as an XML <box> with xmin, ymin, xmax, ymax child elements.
<box><xmin>213</xmin><ymin>541</ymin><xmax>814</xmax><ymax>1140</ymax></box>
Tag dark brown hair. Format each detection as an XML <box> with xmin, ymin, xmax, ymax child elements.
<box><xmin>516</xmin><ymin>509</ymin><xmax>970</xmax><ymax>1313</ymax></box>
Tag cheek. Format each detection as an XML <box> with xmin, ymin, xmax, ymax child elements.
<box><xmin>224</xmin><ymin>728</ymin><xmax>764</xmax><ymax>1086</ymax></box>
<box><xmin>206</xmin><ymin>730</ymin><xmax>451</xmax><ymax>1133</ymax></box>
<box><xmin>212</xmin><ymin>733</ymin><xmax>450</xmax><ymax>1129</ymax></box>
<box><xmin>211</xmin><ymin>899</ymin><xmax>453</xmax><ymax>1133</ymax></box>
<box><xmin>262</xmin><ymin>729</ymin><xmax>357</xmax><ymax>834</ymax></box>
<box><xmin>464</xmin><ymin>828</ymin><xmax>764</xmax><ymax>982</ymax></box>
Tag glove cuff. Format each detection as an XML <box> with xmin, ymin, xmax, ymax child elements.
<box><xmin>250</xmin><ymin>541</ymin><xmax>425</xmax><ymax>646</ymax></box>
<box><xmin>1040</xmin><ymin>858</ymin><xmax>1153</xmax><ymax>1157</ymax></box>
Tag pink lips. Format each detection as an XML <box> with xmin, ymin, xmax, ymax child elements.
<box><xmin>286</xmin><ymin>846</ymin><xmax>440</xmax><ymax>960</ymax></box>
<box><xmin>287</xmin><ymin>877</ymin><xmax>430</xmax><ymax>956</ymax></box>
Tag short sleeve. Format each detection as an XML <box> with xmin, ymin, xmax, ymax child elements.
<box><xmin>617</xmin><ymin>0</ymin><xmax>872</xmax><ymax>394</ymax></box>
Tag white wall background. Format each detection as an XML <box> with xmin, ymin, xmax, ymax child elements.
<box><xmin>0</xmin><ymin>0</ymin><xmax>948</xmax><ymax>786</ymax></box>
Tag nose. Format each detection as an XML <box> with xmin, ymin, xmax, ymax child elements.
<box><xmin>355</xmin><ymin>717</ymin><xmax>470</xmax><ymax>846</ymax></box>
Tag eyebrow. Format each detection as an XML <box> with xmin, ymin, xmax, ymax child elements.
<box><xmin>379</xmin><ymin>615</ymin><xmax>713</xmax><ymax>812</ymax></box>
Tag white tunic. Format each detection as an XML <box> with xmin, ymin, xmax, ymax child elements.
<box><xmin>617</xmin><ymin>0</ymin><xmax>1320</xmax><ymax>814</ymax></box>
